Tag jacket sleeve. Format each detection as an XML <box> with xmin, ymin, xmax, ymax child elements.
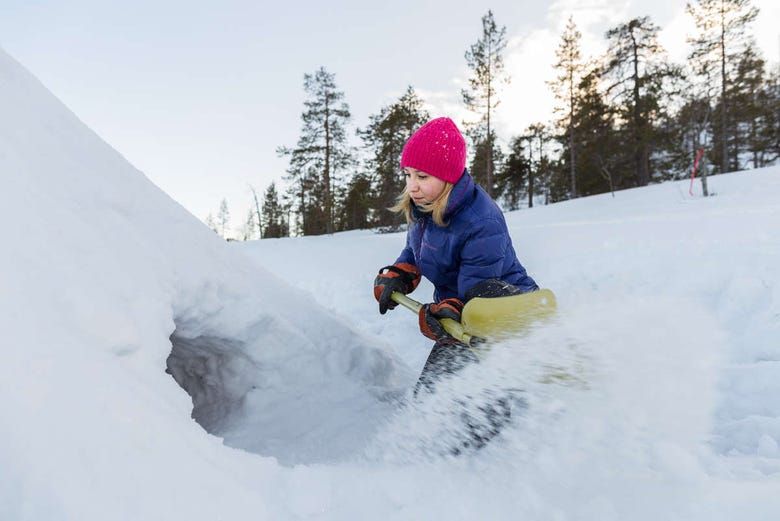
<box><xmin>457</xmin><ymin>218</ymin><xmax>508</xmax><ymax>300</ymax></box>
<box><xmin>395</xmin><ymin>228</ymin><xmax>416</xmax><ymax>266</ymax></box>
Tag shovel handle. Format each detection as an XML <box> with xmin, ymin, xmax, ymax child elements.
<box><xmin>390</xmin><ymin>292</ymin><xmax>475</xmax><ymax>347</ymax></box>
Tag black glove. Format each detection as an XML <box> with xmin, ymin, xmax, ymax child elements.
<box><xmin>418</xmin><ymin>298</ymin><xmax>464</xmax><ymax>341</ymax></box>
<box><xmin>464</xmin><ymin>279</ymin><xmax>523</xmax><ymax>300</ymax></box>
<box><xmin>373</xmin><ymin>263</ymin><xmax>421</xmax><ymax>314</ymax></box>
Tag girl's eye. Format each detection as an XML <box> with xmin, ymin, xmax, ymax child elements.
<box><xmin>417</xmin><ymin>175</ymin><xmax>428</xmax><ymax>180</ymax></box>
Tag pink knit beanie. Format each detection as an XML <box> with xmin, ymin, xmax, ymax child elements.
<box><xmin>400</xmin><ymin>117</ymin><xmax>466</xmax><ymax>184</ymax></box>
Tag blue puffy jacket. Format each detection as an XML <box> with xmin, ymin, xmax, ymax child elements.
<box><xmin>396</xmin><ymin>171</ymin><xmax>538</xmax><ymax>302</ymax></box>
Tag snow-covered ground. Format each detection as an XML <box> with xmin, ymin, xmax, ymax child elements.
<box><xmin>1</xmin><ymin>46</ymin><xmax>779</xmax><ymax>520</ymax></box>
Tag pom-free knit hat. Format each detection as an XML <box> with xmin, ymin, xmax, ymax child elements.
<box><xmin>400</xmin><ymin>117</ymin><xmax>466</xmax><ymax>184</ymax></box>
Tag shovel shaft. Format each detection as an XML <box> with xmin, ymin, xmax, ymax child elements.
<box><xmin>390</xmin><ymin>292</ymin><xmax>475</xmax><ymax>347</ymax></box>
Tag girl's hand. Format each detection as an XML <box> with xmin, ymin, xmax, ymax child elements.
<box><xmin>418</xmin><ymin>298</ymin><xmax>464</xmax><ymax>341</ymax></box>
<box><xmin>373</xmin><ymin>263</ymin><xmax>421</xmax><ymax>314</ymax></box>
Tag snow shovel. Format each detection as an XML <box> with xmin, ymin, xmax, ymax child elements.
<box><xmin>390</xmin><ymin>289</ymin><xmax>557</xmax><ymax>348</ymax></box>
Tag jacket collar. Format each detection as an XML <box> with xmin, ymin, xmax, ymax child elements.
<box><xmin>411</xmin><ymin>169</ymin><xmax>474</xmax><ymax>222</ymax></box>
<box><xmin>444</xmin><ymin>170</ymin><xmax>475</xmax><ymax>220</ymax></box>
<box><xmin>412</xmin><ymin>170</ymin><xmax>476</xmax><ymax>221</ymax></box>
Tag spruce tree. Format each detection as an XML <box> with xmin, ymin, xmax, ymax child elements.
<box><xmin>462</xmin><ymin>10</ymin><xmax>509</xmax><ymax>196</ymax></box>
<box><xmin>337</xmin><ymin>173</ymin><xmax>373</xmax><ymax>231</ymax></box>
<box><xmin>469</xmin><ymin>130</ymin><xmax>504</xmax><ymax>195</ymax></box>
<box><xmin>495</xmin><ymin>136</ymin><xmax>530</xmax><ymax>210</ymax></box>
<box><xmin>569</xmin><ymin>68</ymin><xmax>621</xmax><ymax>197</ymax></box>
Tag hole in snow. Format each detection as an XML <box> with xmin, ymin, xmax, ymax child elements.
<box><xmin>166</xmin><ymin>332</ymin><xmax>258</xmax><ymax>434</ymax></box>
<box><xmin>165</xmin><ymin>319</ymin><xmax>410</xmax><ymax>466</ymax></box>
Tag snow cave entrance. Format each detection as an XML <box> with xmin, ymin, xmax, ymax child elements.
<box><xmin>164</xmin><ymin>320</ymin><xmax>405</xmax><ymax>466</ymax></box>
<box><xmin>165</xmin><ymin>330</ymin><xmax>258</xmax><ymax>435</ymax></box>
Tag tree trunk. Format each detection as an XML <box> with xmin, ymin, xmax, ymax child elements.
<box><xmin>486</xmin><ymin>110</ymin><xmax>493</xmax><ymax>197</ymax></box>
<box><xmin>700</xmin><ymin>153</ymin><xmax>710</xmax><ymax>196</ymax></box>
<box><xmin>630</xmin><ymin>27</ymin><xmax>647</xmax><ymax>186</ymax></box>
<box><xmin>528</xmin><ymin>140</ymin><xmax>534</xmax><ymax>209</ymax></box>
<box><xmin>720</xmin><ymin>1</ymin><xmax>729</xmax><ymax>174</ymax></box>
<box><xmin>486</xmin><ymin>45</ymin><xmax>494</xmax><ymax>197</ymax></box>
<box><xmin>250</xmin><ymin>186</ymin><xmax>263</xmax><ymax>239</ymax></box>
<box><xmin>538</xmin><ymin>136</ymin><xmax>544</xmax><ymax>205</ymax></box>
<box><xmin>569</xmin><ymin>66</ymin><xmax>576</xmax><ymax>197</ymax></box>
<box><xmin>299</xmin><ymin>186</ymin><xmax>305</xmax><ymax>236</ymax></box>
<box><xmin>324</xmin><ymin>101</ymin><xmax>333</xmax><ymax>235</ymax></box>
<box><xmin>751</xmin><ymin>117</ymin><xmax>758</xmax><ymax>168</ymax></box>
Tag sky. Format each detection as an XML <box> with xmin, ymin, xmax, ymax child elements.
<box><xmin>1</xmin><ymin>0</ymin><xmax>778</xmax><ymax>234</ymax></box>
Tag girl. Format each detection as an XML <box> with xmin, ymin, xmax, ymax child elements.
<box><xmin>373</xmin><ymin>117</ymin><xmax>539</xmax><ymax>393</ymax></box>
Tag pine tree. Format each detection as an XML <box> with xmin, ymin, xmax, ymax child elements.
<box><xmin>462</xmin><ymin>10</ymin><xmax>509</xmax><ymax>197</ymax></box>
<box><xmin>249</xmin><ymin>185</ymin><xmax>263</xmax><ymax>239</ymax></box>
<box><xmin>568</xmin><ymin>68</ymin><xmax>622</xmax><ymax>198</ymax></box>
<box><xmin>666</xmin><ymin>52</ymin><xmax>718</xmax><ymax>196</ymax></box>
<box><xmin>549</xmin><ymin>16</ymin><xmax>584</xmax><ymax>198</ymax></box>
<box><xmin>358</xmin><ymin>86</ymin><xmax>429</xmax><ymax>228</ymax></box>
<box><xmin>764</xmin><ymin>67</ymin><xmax>780</xmax><ymax>164</ymax></box>
<box><xmin>279</xmin><ymin>67</ymin><xmax>352</xmax><ymax>235</ymax></box>
<box><xmin>601</xmin><ymin>16</ymin><xmax>675</xmax><ymax>187</ymax></box>
<box><xmin>728</xmin><ymin>44</ymin><xmax>769</xmax><ymax>169</ymax></box>
<box><xmin>261</xmin><ymin>182</ymin><xmax>288</xmax><ymax>239</ymax></box>
<box><xmin>217</xmin><ymin>198</ymin><xmax>230</xmax><ymax>239</ymax></box>
<box><xmin>337</xmin><ymin>173</ymin><xmax>373</xmax><ymax>231</ymax></box>
<box><xmin>495</xmin><ymin>136</ymin><xmax>530</xmax><ymax>210</ymax></box>
<box><xmin>204</xmin><ymin>213</ymin><xmax>219</xmax><ymax>234</ymax></box>
<box><xmin>469</xmin><ymin>130</ymin><xmax>504</xmax><ymax>195</ymax></box>
<box><xmin>240</xmin><ymin>208</ymin><xmax>257</xmax><ymax>241</ymax></box>
<box><xmin>523</xmin><ymin>123</ymin><xmax>552</xmax><ymax>207</ymax></box>
<box><xmin>687</xmin><ymin>0</ymin><xmax>759</xmax><ymax>174</ymax></box>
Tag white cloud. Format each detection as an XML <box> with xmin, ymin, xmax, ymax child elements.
<box><xmin>754</xmin><ymin>0</ymin><xmax>780</xmax><ymax>64</ymax></box>
<box><xmin>416</xmin><ymin>86</ymin><xmax>472</xmax><ymax>131</ymax></box>
<box><xmin>546</xmin><ymin>0</ymin><xmax>631</xmax><ymax>33</ymax></box>
<box><xmin>495</xmin><ymin>29</ymin><xmax>559</xmax><ymax>138</ymax></box>
<box><xmin>657</xmin><ymin>6</ymin><xmax>689</xmax><ymax>64</ymax></box>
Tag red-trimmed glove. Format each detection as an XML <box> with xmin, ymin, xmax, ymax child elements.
<box><xmin>373</xmin><ymin>263</ymin><xmax>421</xmax><ymax>314</ymax></box>
<box><xmin>418</xmin><ymin>298</ymin><xmax>464</xmax><ymax>341</ymax></box>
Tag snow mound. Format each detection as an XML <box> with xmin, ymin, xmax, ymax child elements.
<box><xmin>0</xmin><ymin>46</ymin><xmax>408</xmax><ymax>519</ymax></box>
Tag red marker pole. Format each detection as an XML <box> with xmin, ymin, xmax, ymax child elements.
<box><xmin>689</xmin><ymin>148</ymin><xmax>705</xmax><ymax>196</ymax></box>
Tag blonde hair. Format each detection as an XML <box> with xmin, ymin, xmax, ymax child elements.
<box><xmin>390</xmin><ymin>182</ymin><xmax>454</xmax><ymax>227</ymax></box>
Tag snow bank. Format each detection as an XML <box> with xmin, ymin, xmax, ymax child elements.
<box><xmin>0</xmin><ymin>47</ymin><xmax>406</xmax><ymax>519</ymax></box>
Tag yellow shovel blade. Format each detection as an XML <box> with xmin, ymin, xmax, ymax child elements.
<box><xmin>461</xmin><ymin>288</ymin><xmax>557</xmax><ymax>340</ymax></box>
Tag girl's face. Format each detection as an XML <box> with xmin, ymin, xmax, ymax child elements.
<box><xmin>404</xmin><ymin>167</ymin><xmax>446</xmax><ymax>205</ymax></box>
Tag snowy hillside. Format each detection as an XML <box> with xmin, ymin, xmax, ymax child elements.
<box><xmin>2</xmin><ymin>45</ymin><xmax>779</xmax><ymax>520</ymax></box>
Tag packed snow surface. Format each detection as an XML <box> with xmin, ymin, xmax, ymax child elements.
<box><xmin>1</xmin><ymin>46</ymin><xmax>779</xmax><ymax>520</ymax></box>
